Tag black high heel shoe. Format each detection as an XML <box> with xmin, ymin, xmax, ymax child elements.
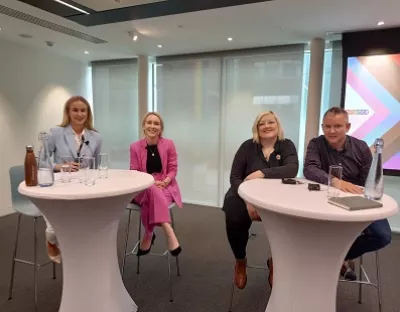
<box><xmin>170</xmin><ymin>246</ymin><xmax>182</xmax><ymax>257</ymax></box>
<box><xmin>137</xmin><ymin>233</ymin><xmax>156</xmax><ymax>256</ymax></box>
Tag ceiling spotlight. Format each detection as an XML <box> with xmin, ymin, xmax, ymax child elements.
<box><xmin>377</xmin><ymin>21</ymin><xmax>385</xmax><ymax>26</ymax></box>
<box><xmin>157</xmin><ymin>44</ymin><xmax>162</xmax><ymax>48</ymax></box>
<box><xmin>227</xmin><ymin>37</ymin><xmax>233</xmax><ymax>41</ymax></box>
<box><xmin>84</xmin><ymin>51</ymin><xmax>89</xmax><ymax>54</ymax></box>
<box><xmin>128</xmin><ymin>30</ymin><xmax>139</xmax><ymax>42</ymax></box>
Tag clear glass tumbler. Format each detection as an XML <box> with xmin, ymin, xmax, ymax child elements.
<box><xmin>327</xmin><ymin>165</ymin><xmax>343</xmax><ymax>198</ymax></box>
<box><xmin>60</xmin><ymin>156</ymin><xmax>72</xmax><ymax>183</ymax></box>
<box><xmin>83</xmin><ymin>156</ymin><xmax>96</xmax><ymax>186</ymax></box>
<box><xmin>98</xmin><ymin>153</ymin><xmax>108</xmax><ymax>179</ymax></box>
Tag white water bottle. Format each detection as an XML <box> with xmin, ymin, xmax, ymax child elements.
<box><xmin>364</xmin><ymin>138</ymin><xmax>384</xmax><ymax>200</ymax></box>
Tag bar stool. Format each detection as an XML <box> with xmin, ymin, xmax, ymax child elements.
<box><xmin>8</xmin><ymin>165</ymin><xmax>57</xmax><ymax>311</ymax></box>
<box><xmin>228</xmin><ymin>222</ymin><xmax>269</xmax><ymax>312</ymax></box>
<box><xmin>339</xmin><ymin>251</ymin><xmax>382</xmax><ymax>312</ymax></box>
<box><xmin>121</xmin><ymin>202</ymin><xmax>180</xmax><ymax>302</ymax></box>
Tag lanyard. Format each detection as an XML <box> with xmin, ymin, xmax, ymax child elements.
<box><xmin>77</xmin><ymin>135</ymin><xmax>85</xmax><ymax>158</ymax></box>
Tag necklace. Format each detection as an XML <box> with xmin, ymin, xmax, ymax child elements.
<box><xmin>148</xmin><ymin>145</ymin><xmax>157</xmax><ymax>157</ymax></box>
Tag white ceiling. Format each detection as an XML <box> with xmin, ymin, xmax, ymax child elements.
<box><xmin>73</xmin><ymin>0</ymin><xmax>167</xmax><ymax>11</ymax></box>
<box><xmin>0</xmin><ymin>0</ymin><xmax>400</xmax><ymax>63</ymax></box>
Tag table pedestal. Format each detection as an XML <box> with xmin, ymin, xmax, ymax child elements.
<box><xmin>30</xmin><ymin>194</ymin><xmax>137</xmax><ymax>312</ymax></box>
<box><xmin>258</xmin><ymin>209</ymin><xmax>370</xmax><ymax>312</ymax></box>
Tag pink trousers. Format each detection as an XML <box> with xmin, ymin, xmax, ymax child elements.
<box><xmin>133</xmin><ymin>180</ymin><xmax>173</xmax><ymax>234</ymax></box>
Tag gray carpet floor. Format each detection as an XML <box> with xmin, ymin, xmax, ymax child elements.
<box><xmin>0</xmin><ymin>204</ymin><xmax>399</xmax><ymax>312</ymax></box>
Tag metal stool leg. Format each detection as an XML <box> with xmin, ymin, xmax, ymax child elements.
<box><xmin>8</xmin><ymin>213</ymin><xmax>22</xmax><ymax>300</ymax></box>
<box><xmin>136</xmin><ymin>209</ymin><xmax>142</xmax><ymax>275</ymax></box>
<box><xmin>167</xmin><ymin>253</ymin><xmax>173</xmax><ymax>302</ymax></box>
<box><xmin>175</xmin><ymin>256</ymin><xmax>181</xmax><ymax>277</ymax></box>
<box><xmin>376</xmin><ymin>251</ymin><xmax>382</xmax><ymax>312</ymax></box>
<box><xmin>33</xmin><ymin>217</ymin><xmax>39</xmax><ymax>311</ymax></box>
<box><xmin>170</xmin><ymin>209</ymin><xmax>181</xmax><ymax>276</ymax></box>
<box><xmin>228</xmin><ymin>282</ymin><xmax>235</xmax><ymax>312</ymax></box>
<box><xmin>121</xmin><ymin>209</ymin><xmax>132</xmax><ymax>276</ymax></box>
<box><xmin>358</xmin><ymin>255</ymin><xmax>363</xmax><ymax>304</ymax></box>
<box><xmin>52</xmin><ymin>262</ymin><xmax>57</xmax><ymax>279</ymax></box>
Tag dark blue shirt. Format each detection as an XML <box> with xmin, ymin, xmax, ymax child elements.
<box><xmin>303</xmin><ymin>135</ymin><xmax>372</xmax><ymax>186</ymax></box>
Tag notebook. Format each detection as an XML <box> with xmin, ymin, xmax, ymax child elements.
<box><xmin>328</xmin><ymin>196</ymin><xmax>383</xmax><ymax>211</ymax></box>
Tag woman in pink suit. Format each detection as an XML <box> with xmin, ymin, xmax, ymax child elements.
<box><xmin>130</xmin><ymin>112</ymin><xmax>182</xmax><ymax>257</ymax></box>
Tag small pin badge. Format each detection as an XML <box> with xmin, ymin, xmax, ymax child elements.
<box><xmin>276</xmin><ymin>154</ymin><xmax>281</xmax><ymax>160</ymax></box>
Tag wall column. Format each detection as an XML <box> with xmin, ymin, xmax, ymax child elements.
<box><xmin>138</xmin><ymin>55</ymin><xmax>149</xmax><ymax>135</ymax></box>
<box><xmin>304</xmin><ymin>38</ymin><xmax>325</xmax><ymax>149</ymax></box>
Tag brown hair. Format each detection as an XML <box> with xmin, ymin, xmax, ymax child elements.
<box><xmin>141</xmin><ymin>112</ymin><xmax>164</xmax><ymax>137</ymax></box>
<box><xmin>59</xmin><ymin>96</ymin><xmax>95</xmax><ymax>131</ymax></box>
<box><xmin>323</xmin><ymin>107</ymin><xmax>349</xmax><ymax>122</ymax></box>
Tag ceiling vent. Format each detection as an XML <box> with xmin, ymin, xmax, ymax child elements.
<box><xmin>0</xmin><ymin>5</ymin><xmax>107</xmax><ymax>44</ymax></box>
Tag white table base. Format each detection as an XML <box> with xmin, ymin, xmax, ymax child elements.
<box><xmin>258</xmin><ymin>209</ymin><xmax>370</xmax><ymax>312</ymax></box>
<box><xmin>30</xmin><ymin>194</ymin><xmax>137</xmax><ymax>312</ymax></box>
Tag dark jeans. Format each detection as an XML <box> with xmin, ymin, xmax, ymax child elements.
<box><xmin>345</xmin><ymin>219</ymin><xmax>392</xmax><ymax>260</ymax></box>
<box><xmin>223</xmin><ymin>194</ymin><xmax>252</xmax><ymax>260</ymax></box>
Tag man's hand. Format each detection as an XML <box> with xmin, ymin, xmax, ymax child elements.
<box><xmin>245</xmin><ymin>170</ymin><xmax>264</xmax><ymax>181</ymax></box>
<box><xmin>332</xmin><ymin>178</ymin><xmax>363</xmax><ymax>194</ymax></box>
<box><xmin>246</xmin><ymin>202</ymin><xmax>261</xmax><ymax>221</ymax></box>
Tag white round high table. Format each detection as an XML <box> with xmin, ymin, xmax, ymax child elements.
<box><xmin>238</xmin><ymin>179</ymin><xmax>398</xmax><ymax>312</ymax></box>
<box><xmin>18</xmin><ymin>169</ymin><xmax>154</xmax><ymax>312</ymax></box>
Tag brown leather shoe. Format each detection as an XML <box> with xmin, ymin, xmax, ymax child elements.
<box><xmin>46</xmin><ymin>242</ymin><xmax>61</xmax><ymax>264</ymax></box>
<box><xmin>267</xmin><ymin>257</ymin><xmax>273</xmax><ymax>288</ymax></box>
<box><xmin>234</xmin><ymin>259</ymin><xmax>247</xmax><ymax>289</ymax></box>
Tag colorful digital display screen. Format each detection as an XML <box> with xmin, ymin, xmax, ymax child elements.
<box><xmin>344</xmin><ymin>54</ymin><xmax>400</xmax><ymax>171</ymax></box>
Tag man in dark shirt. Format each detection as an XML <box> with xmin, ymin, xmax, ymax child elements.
<box><xmin>304</xmin><ymin>107</ymin><xmax>392</xmax><ymax>280</ymax></box>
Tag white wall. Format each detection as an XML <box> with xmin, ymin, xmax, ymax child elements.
<box><xmin>383</xmin><ymin>176</ymin><xmax>400</xmax><ymax>232</ymax></box>
<box><xmin>0</xmin><ymin>39</ymin><xmax>89</xmax><ymax>216</ymax></box>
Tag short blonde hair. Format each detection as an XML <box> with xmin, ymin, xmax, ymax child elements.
<box><xmin>142</xmin><ymin>112</ymin><xmax>164</xmax><ymax>137</ymax></box>
<box><xmin>252</xmin><ymin>111</ymin><xmax>285</xmax><ymax>143</ymax></box>
<box><xmin>59</xmin><ymin>96</ymin><xmax>95</xmax><ymax>131</ymax></box>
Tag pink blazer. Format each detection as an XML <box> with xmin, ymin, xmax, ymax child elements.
<box><xmin>130</xmin><ymin>137</ymin><xmax>183</xmax><ymax>208</ymax></box>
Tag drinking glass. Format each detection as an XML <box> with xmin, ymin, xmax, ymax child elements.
<box><xmin>76</xmin><ymin>157</ymin><xmax>86</xmax><ymax>183</ymax></box>
<box><xmin>327</xmin><ymin>165</ymin><xmax>343</xmax><ymax>198</ymax></box>
<box><xmin>59</xmin><ymin>156</ymin><xmax>72</xmax><ymax>183</ymax></box>
<box><xmin>98</xmin><ymin>153</ymin><xmax>108</xmax><ymax>179</ymax></box>
<box><xmin>83</xmin><ymin>157</ymin><xmax>96</xmax><ymax>186</ymax></box>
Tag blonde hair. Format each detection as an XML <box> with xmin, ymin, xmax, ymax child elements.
<box><xmin>59</xmin><ymin>96</ymin><xmax>95</xmax><ymax>131</ymax></box>
<box><xmin>252</xmin><ymin>111</ymin><xmax>285</xmax><ymax>143</ymax></box>
<box><xmin>142</xmin><ymin>112</ymin><xmax>164</xmax><ymax>137</ymax></box>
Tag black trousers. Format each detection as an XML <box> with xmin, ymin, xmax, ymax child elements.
<box><xmin>223</xmin><ymin>194</ymin><xmax>252</xmax><ymax>260</ymax></box>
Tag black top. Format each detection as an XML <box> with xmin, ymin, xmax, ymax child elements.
<box><xmin>303</xmin><ymin>135</ymin><xmax>372</xmax><ymax>186</ymax></box>
<box><xmin>226</xmin><ymin>138</ymin><xmax>299</xmax><ymax>198</ymax></box>
<box><xmin>146</xmin><ymin>144</ymin><xmax>162</xmax><ymax>174</ymax></box>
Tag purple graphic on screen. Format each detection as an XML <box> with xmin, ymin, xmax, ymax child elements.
<box><xmin>384</xmin><ymin>153</ymin><xmax>400</xmax><ymax>170</ymax></box>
